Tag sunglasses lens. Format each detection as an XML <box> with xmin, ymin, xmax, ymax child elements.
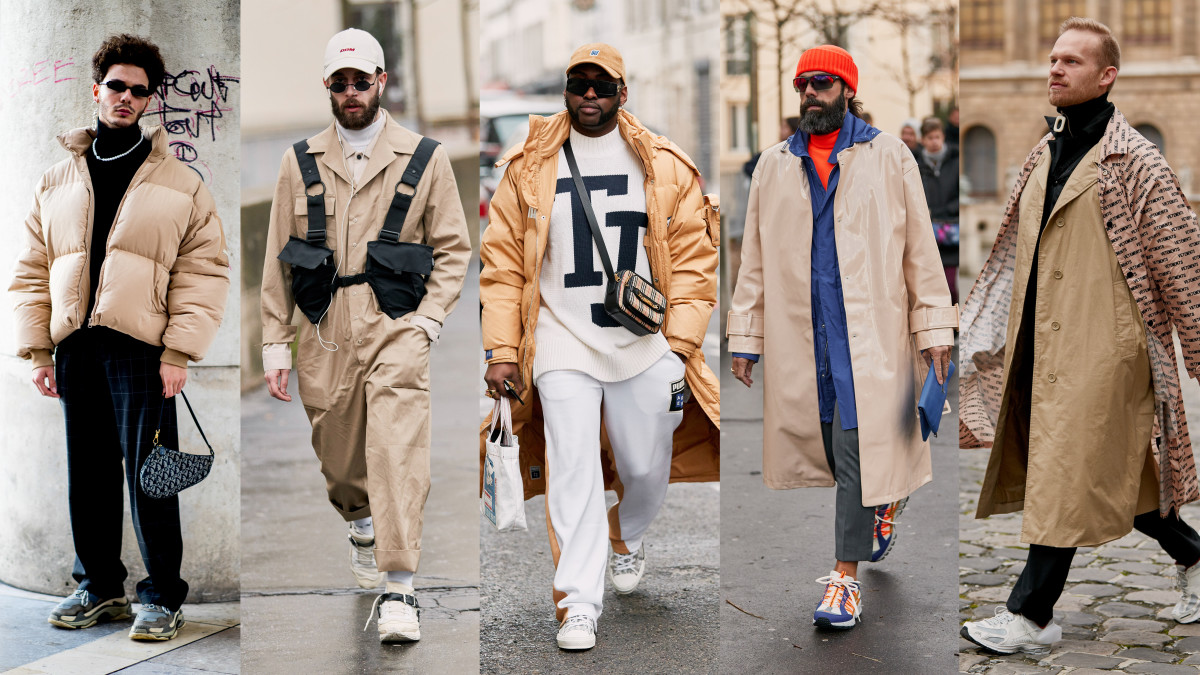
<box><xmin>566</xmin><ymin>78</ymin><xmax>619</xmax><ymax>97</ymax></box>
<box><xmin>793</xmin><ymin>75</ymin><xmax>837</xmax><ymax>92</ymax></box>
<box><xmin>354</xmin><ymin>80</ymin><xmax>373</xmax><ymax>92</ymax></box>
<box><xmin>105</xmin><ymin>80</ymin><xmax>127</xmax><ymax>93</ymax></box>
<box><xmin>130</xmin><ymin>86</ymin><xmax>151</xmax><ymax>98</ymax></box>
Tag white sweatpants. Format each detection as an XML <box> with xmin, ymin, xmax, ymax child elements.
<box><xmin>536</xmin><ymin>352</ymin><xmax>687</xmax><ymax>620</ymax></box>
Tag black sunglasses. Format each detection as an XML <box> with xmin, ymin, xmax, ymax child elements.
<box><xmin>793</xmin><ymin>73</ymin><xmax>840</xmax><ymax>93</ymax></box>
<box><xmin>101</xmin><ymin>79</ymin><xmax>153</xmax><ymax>98</ymax></box>
<box><xmin>327</xmin><ymin>77</ymin><xmax>377</xmax><ymax>94</ymax></box>
<box><xmin>565</xmin><ymin>77</ymin><xmax>623</xmax><ymax>98</ymax></box>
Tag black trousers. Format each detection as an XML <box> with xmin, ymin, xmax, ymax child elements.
<box><xmin>56</xmin><ymin>327</ymin><xmax>188</xmax><ymax>611</ymax></box>
<box><xmin>1007</xmin><ymin>510</ymin><xmax>1200</xmax><ymax>627</ymax></box>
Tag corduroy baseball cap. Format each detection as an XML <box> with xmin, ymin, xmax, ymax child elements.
<box><xmin>795</xmin><ymin>45</ymin><xmax>858</xmax><ymax>93</ymax></box>
<box><xmin>566</xmin><ymin>43</ymin><xmax>624</xmax><ymax>80</ymax></box>
<box><xmin>323</xmin><ymin>28</ymin><xmax>385</xmax><ymax>80</ymax></box>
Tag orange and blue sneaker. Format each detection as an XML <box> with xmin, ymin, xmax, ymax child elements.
<box><xmin>812</xmin><ymin>570</ymin><xmax>861</xmax><ymax>630</ymax></box>
<box><xmin>870</xmin><ymin>497</ymin><xmax>908</xmax><ymax>563</ymax></box>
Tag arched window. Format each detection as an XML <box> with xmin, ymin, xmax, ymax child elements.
<box><xmin>964</xmin><ymin>125</ymin><xmax>998</xmax><ymax>197</ymax></box>
<box><xmin>1135</xmin><ymin>123</ymin><xmax>1166</xmax><ymax>158</ymax></box>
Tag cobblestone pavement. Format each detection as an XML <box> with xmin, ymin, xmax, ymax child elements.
<box><xmin>959</xmin><ymin>342</ymin><xmax>1200</xmax><ymax>674</ymax></box>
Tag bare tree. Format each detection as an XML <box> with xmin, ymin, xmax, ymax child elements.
<box><xmin>877</xmin><ymin>0</ymin><xmax>958</xmax><ymax>116</ymax></box>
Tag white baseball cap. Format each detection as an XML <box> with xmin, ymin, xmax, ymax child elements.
<box><xmin>323</xmin><ymin>28</ymin><xmax>385</xmax><ymax>80</ymax></box>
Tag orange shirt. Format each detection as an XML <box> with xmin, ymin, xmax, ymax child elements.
<box><xmin>807</xmin><ymin>129</ymin><xmax>840</xmax><ymax>188</ymax></box>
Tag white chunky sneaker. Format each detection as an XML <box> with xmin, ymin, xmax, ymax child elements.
<box><xmin>556</xmin><ymin>614</ymin><xmax>597</xmax><ymax>650</ymax></box>
<box><xmin>366</xmin><ymin>592</ymin><xmax>420</xmax><ymax>643</ymax></box>
<box><xmin>1173</xmin><ymin>563</ymin><xmax>1200</xmax><ymax>623</ymax></box>
<box><xmin>961</xmin><ymin>607</ymin><xmax>1062</xmax><ymax>655</ymax></box>
<box><xmin>349</xmin><ymin>526</ymin><xmax>383</xmax><ymax>589</ymax></box>
<box><xmin>609</xmin><ymin>544</ymin><xmax>646</xmax><ymax>595</ymax></box>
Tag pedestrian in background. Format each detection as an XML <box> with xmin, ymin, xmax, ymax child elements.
<box><xmin>9</xmin><ymin>34</ymin><xmax>230</xmax><ymax>641</ymax></box>
<box><xmin>961</xmin><ymin>17</ymin><xmax>1200</xmax><ymax>656</ymax></box>
<box><xmin>917</xmin><ymin>116</ymin><xmax>960</xmax><ymax>304</ymax></box>
<box><xmin>728</xmin><ymin>44</ymin><xmax>956</xmax><ymax>631</ymax></box>
<box><xmin>900</xmin><ymin>118</ymin><xmax>922</xmax><ymax>159</ymax></box>
<box><xmin>259</xmin><ymin>28</ymin><xmax>470</xmax><ymax>643</ymax></box>
<box><xmin>480</xmin><ymin>42</ymin><xmax>720</xmax><ymax>651</ymax></box>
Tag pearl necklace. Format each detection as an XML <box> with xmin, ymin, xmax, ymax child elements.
<box><xmin>91</xmin><ymin>132</ymin><xmax>145</xmax><ymax>162</ymax></box>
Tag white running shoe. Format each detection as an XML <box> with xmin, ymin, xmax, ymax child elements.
<box><xmin>349</xmin><ymin>526</ymin><xmax>383</xmax><ymax>589</ymax></box>
<box><xmin>1174</xmin><ymin>563</ymin><xmax>1200</xmax><ymax>623</ymax></box>
<box><xmin>366</xmin><ymin>592</ymin><xmax>421</xmax><ymax>643</ymax></box>
<box><xmin>609</xmin><ymin>545</ymin><xmax>646</xmax><ymax>595</ymax></box>
<box><xmin>556</xmin><ymin>614</ymin><xmax>597</xmax><ymax>650</ymax></box>
<box><xmin>961</xmin><ymin>607</ymin><xmax>1062</xmax><ymax>655</ymax></box>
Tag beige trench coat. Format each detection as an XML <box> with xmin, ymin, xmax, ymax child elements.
<box><xmin>980</xmin><ymin>141</ymin><xmax>1157</xmax><ymax>547</ymax></box>
<box><xmin>962</xmin><ymin>110</ymin><xmax>1200</xmax><ymax>544</ymax></box>
<box><xmin>727</xmin><ymin>131</ymin><xmax>957</xmax><ymax>506</ymax></box>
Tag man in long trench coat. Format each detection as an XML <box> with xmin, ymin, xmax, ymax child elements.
<box><xmin>960</xmin><ymin>18</ymin><xmax>1200</xmax><ymax>656</ymax></box>
<box><xmin>259</xmin><ymin>29</ymin><xmax>470</xmax><ymax>643</ymax></box>
<box><xmin>727</xmin><ymin>45</ymin><xmax>956</xmax><ymax>630</ymax></box>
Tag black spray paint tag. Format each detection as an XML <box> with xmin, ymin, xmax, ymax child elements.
<box><xmin>669</xmin><ymin>377</ymin><xmax>690</xmax><ymax>412</ymax></box>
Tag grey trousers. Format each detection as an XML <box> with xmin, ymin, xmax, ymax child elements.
<box><xmin>821</xmin><ymin>404</ymin><xmax>876</xmax><ymax>562</ymax></box>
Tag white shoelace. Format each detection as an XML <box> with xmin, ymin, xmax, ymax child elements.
<box><xmin>561</xmin><ymin>615</ymin><xmax>595</xmax><ymax>634</ymax></box>
<box><xmin>612</xmin><ymin>551</ymin><xmax>641</xmax><ymax>574</ymax></box>
<box><xmin>813</xmin><ymin>574</ymin><xmax>860</xmax><ymax>610</ymax></box>
<box><xmin>978</xmin><ymin>606</ymin><xmax>1019</xmax><ymax>628</ymax></box>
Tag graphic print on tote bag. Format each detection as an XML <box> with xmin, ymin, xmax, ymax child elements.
<box><xmin>555</xmin><ymin>175</ymin><xmax>649</xmax><ymax>328</ymax></box>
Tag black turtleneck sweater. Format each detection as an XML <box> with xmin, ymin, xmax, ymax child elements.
<box><xmin>85</xmin><ymin>121</ymin><xmax>153</xmax><ymax>315</ymax></box>
<box><xmin>1040</xmin><ymin>93</ymin><xmax>1114</xmax><ymax>229</ymax></box>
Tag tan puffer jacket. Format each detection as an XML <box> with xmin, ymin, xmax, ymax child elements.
<box><xmin>9</xmin><ymin>125</ymin><xmax>230</xmax><ymax>368</ymax></box>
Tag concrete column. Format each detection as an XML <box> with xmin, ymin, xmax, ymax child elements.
<box><xmin>0</xmin><ymin>0</ymin><xmax>241</xmax><ymax>601</ymax></box>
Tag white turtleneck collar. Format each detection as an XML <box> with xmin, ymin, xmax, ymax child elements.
<box><xmin>336</xmin><ymin>111</ymin><xmax>386</xmax><ymax>153</ymax></box>
<box><xmin>567</xmin><ymin>124</ymin><xmax>624</xmax><ymax>158</ymax></box>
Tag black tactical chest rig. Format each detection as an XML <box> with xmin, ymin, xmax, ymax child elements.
<box><xmin>277</xmin><ymin>136</ymin><xmax>440</xmax><ymax>323</ymax></box>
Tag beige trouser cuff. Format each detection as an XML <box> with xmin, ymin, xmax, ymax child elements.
<box><xmin>375</xmin><ymin>548</ymin><xmax>421</xmax><ymax>573</ymax></box>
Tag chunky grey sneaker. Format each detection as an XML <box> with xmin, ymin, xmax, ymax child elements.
<box><xmin>365</xmin><ymin>592</ymin><xmax>421</xmax><ymax>643</ymax></box>
<box><xmin>129</xmin><ymin>604</ymin><xmax>184</xmax><ymax>641</ymax></box>
<box><xmin>349</xmin><ymin>526</ymin><xmax>383</xmax><ymax>589</ymax></box>
<box><xmin>961</xmin><ymin>607</ymin><xmax>1061</xmax><ymax>655</ymax></box>
<box><xmin>47</xmin><ymin>589</ymin><xmax>131</xmax><ymax>629</ymax></box>
<box><xmin>609</xmin><ymin>544</ymin><xmax>646</xmax><ymax>594</ymax></box>
<box><xmin>556</xmin><ymin>614</ymin><xmax>597</xmax><ymax>650</ymax></box>
<box><xmin>1173</xmin><ymin>563</ymin><xmax>1200</xmax><ymax>623</ymax></box>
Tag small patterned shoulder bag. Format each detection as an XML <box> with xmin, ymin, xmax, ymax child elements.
<box><xmin>138</xmin><ymin>391</ymin><xmax>214</xmax><ymax>499</ymax></box>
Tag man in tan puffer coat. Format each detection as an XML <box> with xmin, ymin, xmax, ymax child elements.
<box><xmin>9</xmin><ymin>34</ymin><xmax>229</xmax><ymax>641</ymax></box>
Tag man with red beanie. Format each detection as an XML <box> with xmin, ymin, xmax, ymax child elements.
<box><xmin>728</xmin><ymin>44</ymin><xmax>956</xmax><ymax>629</ymax></box>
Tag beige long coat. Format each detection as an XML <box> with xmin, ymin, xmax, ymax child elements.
<box><xmin>961</xmin><ymin>110</ymin><xmax>1200</xmax><ymax>545</ymax></box>
<box><xmin>727</xmin><ymin>131</ymin><xmax>957</xmax><ymax>506</ymax></box>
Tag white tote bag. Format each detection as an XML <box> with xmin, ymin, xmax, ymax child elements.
<box><xmin>481</xmin><ymin>396</ymin><xmax>527</xmax><ymax>532</ymax></box>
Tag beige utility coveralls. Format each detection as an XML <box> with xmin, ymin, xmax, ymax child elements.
<box><xmin>261</xmin><ymin>114</ymin><xmax>471</xmax><ymax>571</ymax></box>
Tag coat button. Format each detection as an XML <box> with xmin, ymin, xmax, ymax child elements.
<box><xmin>1056</xmin><ymin>218</ymin><xmax>1065</xmax><ymax>228</ymax></box>
<box><xmin>1048</xmin><ymin>373</ymin><xmax>1057</xmax><ymax>382</ymax></box>
<box><xmin>1053</xmin><ymin>270</ymin><xmax>1063</xmax><ymax>279</ymax></box>
<box><xmin>1051</xmin><ymin>321</ymin><xmax>1060</xmax><ymax>330</ymax></box>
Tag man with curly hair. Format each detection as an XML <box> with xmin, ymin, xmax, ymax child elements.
<box><xmin>10</xmin><ymin>34</ymin><xmax>230</xmax><ymax>641</ymax></box>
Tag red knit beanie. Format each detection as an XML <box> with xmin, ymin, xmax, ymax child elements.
<box><xmin>795</xmin><ymin>45</ymin><xmax>858</xmax><ymax>93</ymax></box>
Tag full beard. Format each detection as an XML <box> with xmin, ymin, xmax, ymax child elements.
<box><xmin>331</xmin><ymin>90</ymin><xmax>382</xmax><ymax>130</ymax></box>
<box><xmin>565</xmin><ymin>95</ymin><xmax>620</xmax><ymax>128</ymax></box>
<box><xmin>797</xmin><ymin>89</ymin><xmax>847</xmax><ymax>135</ymax></box>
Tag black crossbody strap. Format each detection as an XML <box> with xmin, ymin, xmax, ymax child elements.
<box><xmin>562</xmin><ymin>139</ymin><xmax>616</xmax><ymax>282</ymax></box>
<box><xmin>156</xmin><ymin>390</ymin><xmax>214</xmax><ymax>457</ymax></box>
<box><xmin>292</xmin><ymin>140</ymin><xmax>328</xmax><ymax>244</ymax></box>
<box><xmin>379</xmin><ymin>137</ymin><xmax>441</xmax><ymax>244</ymax></box>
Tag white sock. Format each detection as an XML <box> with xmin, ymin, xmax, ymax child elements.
<box><xmin>386</xmin><ymin>570</ymin><xmax>414</xmax><ymax>589</ymax></box>
<box><xmin>351</xmin><ymin>517</ymin><xmax>373</xmax><ymax>536</ymax></box>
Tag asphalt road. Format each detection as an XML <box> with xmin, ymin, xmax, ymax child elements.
<box><xmin>718</xmin><ymin>348</ymin><xmax>961</xmax><ymax>674</ymax></box>
<box><xmin>239</xmin><ymin>261</ymin><xmax>481</xmax><ymax>674</ymax></box>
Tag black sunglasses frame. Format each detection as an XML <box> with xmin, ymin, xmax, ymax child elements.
<box><xmin>565</xmin><ymin>77</ymin><xmax>623</xmax><ymax>98</ymax></box>
<box><xmin>327</xmin><ymin>77</ymin><xmax>378</xmax><ymax>94</ymax></box>
<box><xmin>101</xmin><ymin>79</ymin><xmax>153</xmax><ymax>99</ymax></box>
<box><xmin>792</xmin><ymin>73</ymin><xmax>841</xmax><ymax>93</ymax></box>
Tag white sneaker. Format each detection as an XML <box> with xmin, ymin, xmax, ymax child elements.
<box><xmin>349</xmin><ymin>526</ymin><xmax>383</xmax><ymax>589</ymax></box>
<box><xmin>1174</xmin><ymin>563</ymin><xmax>1200</xmax><ymax>623</ymax></box>
<box><xmin>961</xmin><ymin>607</ymin><xmax>1062</xmax><ymax>655</ymax></box>
<box><xmin>366</xmin><ymin>592</ymin><xmax>421</xmax><ymax>643</ymax></box>
<box><xmin>609</xmin><ymin>545</ymin><xmax>645</xmax><ymax>594</ymax></box>
<box><xmin>556</xmin><ymin>614</ymin><xmax>597</xmax><ymax>650</ymax></box>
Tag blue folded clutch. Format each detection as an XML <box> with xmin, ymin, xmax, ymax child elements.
<box><xmin>918</xmin><ymin>359</ymin><xmax>956</xmax><ymax>441</ymax></box>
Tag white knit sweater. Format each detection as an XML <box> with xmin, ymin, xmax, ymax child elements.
<box><xmin>533</xmin><ymin>127</ymin><xmax>670</xmax><ymax>382</ymax></box>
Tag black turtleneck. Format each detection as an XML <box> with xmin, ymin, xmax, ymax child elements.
<box><xmin>85</xmin><ymin>120</ymin><xmax>153</xmax><ymax>315</ymax></box>
<box><xmin>1040</xmin><ymin>92</ymin><xmax>1114</xmax><ymax>229</ymax></box>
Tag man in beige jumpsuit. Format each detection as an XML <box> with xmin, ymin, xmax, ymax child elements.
<box><xmin>260</xmin><ymin>28</ymin><xmax>470</xmax><ymax>642</ymax></box>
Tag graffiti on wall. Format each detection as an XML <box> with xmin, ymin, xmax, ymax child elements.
<box><xmin>7</xmin><ymin>58</ymin><xmax>238</xmax><ymax>183</ymax></box>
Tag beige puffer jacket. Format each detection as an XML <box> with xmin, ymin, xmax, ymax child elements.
<box><xmin>10</xmin><ymin>125</ymin><xmax>230</xmax><ymax>368</ymax></box>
